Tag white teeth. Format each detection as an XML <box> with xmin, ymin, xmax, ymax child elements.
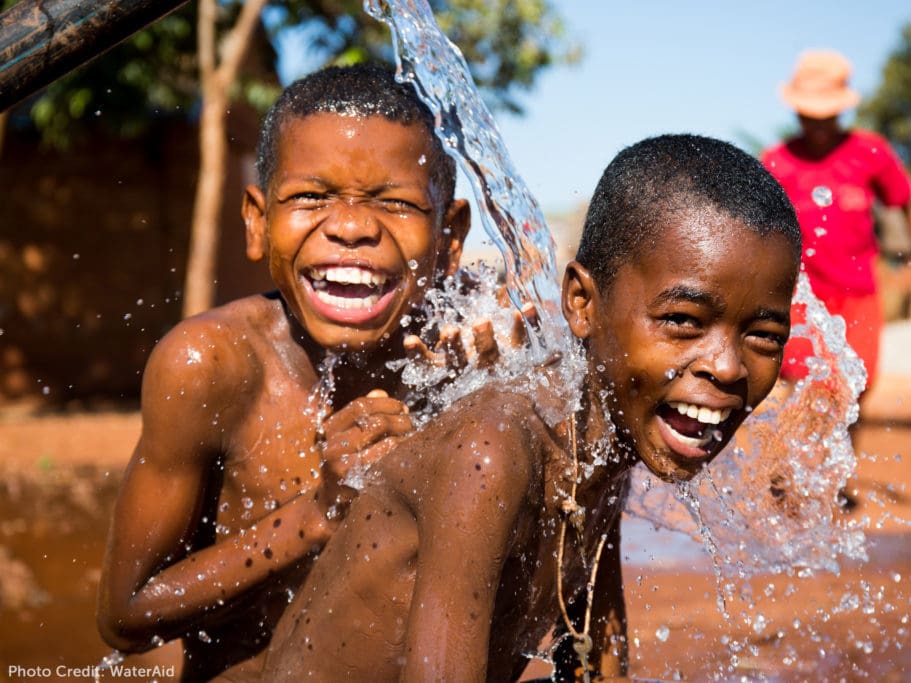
<box><xmin>665</xmin><ymin>425</ymin><xmax>713</xmax><ymax>449</ymax></box>
<box><xmin>669</xmin><ymin>401</ymin><xmax>731</xmax><ymax>425</ymax></box>
<box><xmin>312</xmin><ymin>289</ymin><xmax>380</xmax><ymax>310</ymax></box>
<box><xmin>308</xmin><ymin>266</ymin><xmax>387</xmax><ymax>288</ymax></box>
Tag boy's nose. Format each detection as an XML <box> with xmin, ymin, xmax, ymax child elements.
<box><xmin>691</xmin><ymin>336</ymin><xmax>748</xmax><ymax>385</ymax></box>
<box><xmin>323</xmin><ymin>199</ymin><xmax>382</xmax><ymax>246</ymax></box>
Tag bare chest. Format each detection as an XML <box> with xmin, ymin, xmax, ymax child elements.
<box><xmin>216</xmin><ymin>381</ymin><xmax>325</xmax><ymax>529</ymax></box>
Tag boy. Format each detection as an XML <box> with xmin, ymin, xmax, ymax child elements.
<box><xmin>96</xmin><ymin>63</ymin><xmax>475</xmax><ymax>680</ymax></box>
<box><xmin>262</xmin><ymin>134</ymin><xmax>802</xmax><ymax>681</ymax></box>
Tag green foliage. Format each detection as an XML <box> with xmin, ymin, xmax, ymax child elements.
<box><xmin>17</xmin><ymin>0</ymin><xmax>577</xmax><ymax>148</ymax></box>
<box><xmin>858</xmin><ymin>21</ymin><xmax>911</xmax><ymax>167</ymax></box>
<box><xmin>24</xmin><ymin>3</ymin><xmax>205</xmax><ymax>148</ymax></box>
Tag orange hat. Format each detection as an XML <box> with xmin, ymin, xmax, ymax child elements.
<box><xmin>779</xmin><ymin>49</ymin><xmax>861</xmax><ymax>118</ymax></box>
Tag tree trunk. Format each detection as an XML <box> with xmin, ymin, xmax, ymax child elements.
<box><xmin>181</xmin><ymin>0</ymin><xmax>267</xmax><ymax>318</ymax></box>
<box><xmin>0</xmin><ymin>111</ymin><xmax>7</xmax><ymax>158</ymax></box>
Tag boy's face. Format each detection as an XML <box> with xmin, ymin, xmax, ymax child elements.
<box><xmin>564</xmin><ymin>208</ymin><xmax>796</xmax><ymax>482</ymax></box>
<box><xmin>244</xmin><ymin>113</ymin><xmax>468</xmax><ymax>351</ymax></box>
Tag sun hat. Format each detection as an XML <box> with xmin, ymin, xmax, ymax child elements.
<box><xmin>779</xmin><ymin>49</ymin><xmax>861</xmax><ymax>118</ymax></box>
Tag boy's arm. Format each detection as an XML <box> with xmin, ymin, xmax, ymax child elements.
<box><xmin>400</xmin><ymin>408</ymin><xmax>535</xmax><ymax>682</ymax></box>
<box><xmin>96</xmin><ymin>323</ymin><xmax>329</xmax><ymax>651</ymax></box>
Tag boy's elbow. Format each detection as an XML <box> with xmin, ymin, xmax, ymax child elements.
<box><xmin>96</xmin><ymin>602</ymin><xmax>157</xmax><ymax>653</ymax></box>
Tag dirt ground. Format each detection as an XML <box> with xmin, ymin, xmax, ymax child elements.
<box><xmin>1</xmin><ymin>377</ymin><xmax>910</xmax><ymax>682</ymax></box>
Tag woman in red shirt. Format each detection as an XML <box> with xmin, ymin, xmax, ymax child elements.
<box><xmin>762</xmin><ymin>49</ymin><xmax>911</xmax><ymax>396</ymax></box>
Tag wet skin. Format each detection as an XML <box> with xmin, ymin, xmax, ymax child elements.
<box><xmin>243</xmin><ymin>112</ymin><xmax>469</xmax><ymax>353</ymax></box>
<box><xmin>569</xmin><ymin>207</ymin><xmax>797</xmax><ymax>482</ymax></box>
<box><xmin>262</xmin><ymin>215</ymin><xmax>798</xmax><ymax>681</ymax></box>
<box><xmin>97</xmin><ymin>114</ymin><xmax>469</xmax><ymax>681</ymax></box>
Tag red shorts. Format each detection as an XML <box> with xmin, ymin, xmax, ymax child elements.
<box><xmin>780</xmin><ymin>291</ymin><xmax>882</xmax><ymax>391</ymax></box>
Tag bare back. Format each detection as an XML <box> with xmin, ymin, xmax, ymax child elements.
<box><xmin>264</xmin><ymin>386</ymin><xmax>628</xmax><ymax>682</ymax></box>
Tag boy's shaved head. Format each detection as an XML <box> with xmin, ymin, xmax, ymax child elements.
<box><xmin>576</xmin><ymin>133</ymin><xmax>801</xmax><ymax>289</ymax></box>
<box><xmin>256</xmin><ymin>63</ymin><xmax>456</xmax><ymax>206</ymax></box>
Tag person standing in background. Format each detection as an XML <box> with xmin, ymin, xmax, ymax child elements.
<box><xmin>761</xmin><ymin>48</ymin><xmax>911</xmax><ymax>400</ymax></box>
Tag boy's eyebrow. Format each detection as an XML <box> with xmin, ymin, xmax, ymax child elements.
<box><xmin>753</xmin><ymin>307</ymin><xmax>791</xmax><ymax>326</ymax></box>
<box><xmin>653</xmin><ymin>285</ymin><xmax>723</xmax><ymax>309</ymax></box>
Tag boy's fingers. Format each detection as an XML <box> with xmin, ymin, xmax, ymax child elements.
<box><xmin>322</xmin><ymin>414</ymin><xmax>413</xmax><ymax>472</ymax></box>
<box><xmin>404</xmin><ymin>334</ymin><xmax>445</xmax><ymax>367</ymax></box>
<box><xmin>510</xmin><ymin>310</ymin><xmax>528</xmax><ymax>348</ymax></box>
<box><xmin>357</xmin><ymin>435</ymin><xmax>404</xmax><ymax>469</ymax></box>
<box><xmin>357</xmin><ymin>413</ymin><xmax>413</xmax><ymax>443</ymax></box>
<box><xmin>470</xmin><ymin>319</ymin><xmax>499</xmax><ymax>368</ymax></box>
<box><xmin>321</xmin><ymin>395</ymin><xmax>409</xmax><ymax>433</ymax></box>
<box><xmin>439</xmin><ymin>325</ymin><xmax>467</xmax><ymax>370</ymax></box>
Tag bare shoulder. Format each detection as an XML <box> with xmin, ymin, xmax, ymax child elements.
<box><xmin>144</xmin><ymin>296</ymin><xmax>278</xmax><ymax>391</ymax></box>
<box><xmin>382</xmin><ymin>385</ymin><xmax>553</xmax><ymax>513</ymax></box>
<box><xmin>138</xmin><ymin>296</ymin><xmax>286</xmax><ymax>440</ymax></box>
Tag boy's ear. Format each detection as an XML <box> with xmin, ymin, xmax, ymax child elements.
<box><xmin>438</xmin><ymin>199</ymin><xmax>471</xmax><ymax>278</ymax></box>
<box><xmin>562</xmin><ymin>260</ymin><xmax>598</xmax><ymax>340</ymax></box>
<box><xmin>242</xmin><ymin>185</ymin><xmax>268</xmax><ymax>262</ymax></box>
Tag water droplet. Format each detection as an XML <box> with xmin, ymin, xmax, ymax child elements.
<box><xmin>814</xmin><ymin>227</ymin><xmax>827</xmax><ymax>237</ymax></box>
<box><xmin>417</xmin><ymin>154</ymin><xmax>427</xmax><ymax>165</ymax></box>
<box><xmin>175</xmin><ymin>587</ymin><xmax>185</xmax><ymax>596</ymax></box>
<box><xmin>656</xmin><ymin>625</ymin><xmax>670</xmax><ymax>642</ymax></box>
<box><xmin>198</xmin><ymin>630</ymin><xmax>212</xmax><ymax>643</ymax></box>
<box><xmin>811</xmin><ymin>185</ymin><xmax>833</xmax><ymax>207</ymax></box>
<box><xmin>150</xmin><ymin>635</ymin><xmax>165</xmax><ymax>647</ymax></box>
<box><xmin>664</xmin><ymin>368</ymin><xmax>676</xmax><ymax>380</ymax></box>
<box><xmin>417</xmin><ymin>276</ymin><xmax>427</xmax><ymax>286</ymax></box>
<box><xmin>806</xmin><ymin>248</ymin><xmax>816</xmax><ymax>257</ymax></box>
<box><xmin>241</xmin><ymin>497</ymin><xmax>254</xmax><ymax>509</ymax></box>
<box><xmin>407</xmin><ymin>259</ymin><xmax>419</xmax><ymax>271</ymax></box>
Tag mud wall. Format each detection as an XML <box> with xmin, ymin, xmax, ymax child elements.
<box><xmin>0</xmin><ymin>116</ymin><xmax>272</xmax><ymax>407</ymax></box>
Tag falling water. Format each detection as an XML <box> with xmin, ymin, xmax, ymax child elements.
<box><xmin>624</xmin><ymin>274</ymin><xmax>880</xmax><ymax>679</ymax></box>
<box><xmin>365</xmin><ymin>0</ymin><xmax>583</xmax><ymax>428</ymax></box>
<box><xmin>627</xmin><ymin>273</ymin><xmax>868</xmax><ymax>574</ymax></box>
<box><xmin>364</xmin><ymin>0</ymin><xmax>564</xmax><ymax>360</ymax></box>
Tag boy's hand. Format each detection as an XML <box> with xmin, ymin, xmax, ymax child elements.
<box><xmin>403</xmin><ymin>302</ymin><xmax>540</xmax><ymax>371</ymax></box>
<box><xmin>319</xmin><ymin>389</ymin><xmax>412</xmax><ymax>480</ymax></box>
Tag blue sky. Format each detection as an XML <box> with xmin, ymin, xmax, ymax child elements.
<box><xmin>495</xmin><ymin>1</ymin><xmax>911</xmax><ymax>214</ymax></box>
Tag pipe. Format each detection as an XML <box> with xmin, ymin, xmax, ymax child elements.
<box><xmin>0</xmin><ymin>0</ymin><xmax>190</xmax><ymax>112</ymax></box>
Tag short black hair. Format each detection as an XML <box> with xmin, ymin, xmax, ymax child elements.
<box><xmin>576</xmin><ymin>133</ymin><xmax>801</xmax><ymax>289</ymax></box>
<box><xmin>255</xmin><ymin>63</ymin><xmax>456</xmax><ymax>208</ymax></box>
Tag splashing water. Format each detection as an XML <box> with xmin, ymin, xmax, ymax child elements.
<box><xmin>625</xmin><ymin>273</ymin><xmax>875</xmax><ymax>678</ymax></box>
<box><xmin>364</xmin><ymin>0</ymin><xmax>564</xmax><ymax>362</ymax></box>
<box><xmin>367</xmin><ymin>0</ymin><xmax>867</xmax><ymax>577</ymax></box>
<box><xmin>627</xmin><ymin>272</ymin><xmax>867</xmax><ymax>575</ymax></box>
<box><xmin>365</xmin><ymin>0</ymin><xmax>583</xmax><ymax>426</ymax></box>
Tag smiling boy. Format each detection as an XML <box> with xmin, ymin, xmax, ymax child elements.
<box><xmin>261</xmin><ymin>134</ymin><xmax>801</xmax><ymax>682</ymax></box>
<box><xmin>96</xmin><ymin>64</ymin><xmax>472</xmax><ymax>680</ymax></box>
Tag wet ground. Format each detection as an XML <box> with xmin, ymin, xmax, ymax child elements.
<box><xmin>0</xmin><ymin>412</ymin><xmax>909</xmax><ymax>682</ymax></box>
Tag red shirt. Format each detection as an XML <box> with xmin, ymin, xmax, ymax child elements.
<box><xmin>761</xmin><ymin>130</ymin><xmax>910</xmax><ymax>298</ymax></box>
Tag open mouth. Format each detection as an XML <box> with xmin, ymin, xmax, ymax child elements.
<box><xmin>656</xmin><ymin>400</ymin><xmax>733</xmax><ymax>455</ymax></box>
<box><xmin>305</xmin><ymin>265</ymin><xmax>398</xmax><ymax>319</ymax></box>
